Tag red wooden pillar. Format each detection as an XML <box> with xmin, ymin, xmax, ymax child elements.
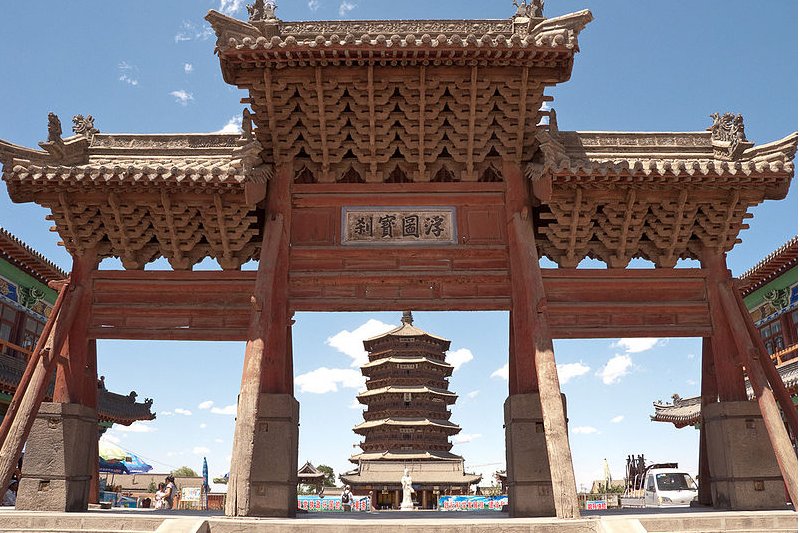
<box><xmin>226</xmin><ymin>164</ymin><xmax>297</xmax><ymax>517</ymax></box>
<box><xmin>697</xmin><ymin>337</ymin><xmax>717</xmax><ymax>506</ymax></box>
<box><xmin>503</xmin><ymin>161</ymin><xmax>579</xmax><ymax>519</ymax></box>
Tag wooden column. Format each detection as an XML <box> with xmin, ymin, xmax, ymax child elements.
<box><xmin>716</xmin><ymin>279</ymin><xmax>798</xmax><ymax>508</ymax></box>
<box><xmin>503</xmin><ymin>161</ymin><xmax>580</xmax><ymax>519</ymax></box>
<box><xmin>697</xmin><ymin>337</ymin><xmax>717</xmax><ymax>506</ymax></box>
<box><xmin>700</xmin><ymin>250</ymin><xmax>747</xmax><ymax>401</ymax></box>
<box><xmin>226</xmin><ymin>164</ymin><xmax>294</xmax><ymax>517</ymax></box>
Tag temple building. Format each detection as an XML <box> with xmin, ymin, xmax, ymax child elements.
<box><xmin>652</xmin><ymin>236</ymin><xmax>798</xmax><ymax>428</ymax></box>
<box><xmin>341</xmin><ymin>312</ymin><xmax>481</xmax><ymax>509</ymax></box>
<box><xmin>0</xmin><ymin>227</ymin><xmax>155</xmax><ymax>429</ymax></box>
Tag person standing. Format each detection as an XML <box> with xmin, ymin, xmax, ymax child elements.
<box><xmin>1</xmin><ymin>480</ymin><xmax>17</xmax><ymax>507</ymax></box>
<box><xmin>341</xmin><ymin>485</ymin><xmax>353</xmax><ymax>512</ymax></box>
<box><xmin>163</xmin><ymin>476</ymin><xmax>177</xmax><ymax>510</ymax></box>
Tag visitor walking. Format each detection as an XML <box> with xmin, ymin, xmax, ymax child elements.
<box><xmin>2</xmin><ymin>480</ymin><xmax>18</xmax><ymax>507</ymax></box>
<box><xmin>163</xmin><ymin>476</ymin><xmax>177</xmax><ymax>510</ymax></box>
<box><xmin>341</xmin><ymin>485</ymin><xmax>353</xmax><ymax>512</ymax></box>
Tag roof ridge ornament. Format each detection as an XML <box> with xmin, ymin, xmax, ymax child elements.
<box><xmin>47</xmin><ymin>112</ymin><xmax>62</xmax><ymax>143</ymax></box>
<box><xmin>401</xmin><ymin>310</ymin><xmax>414</xmax><ymax>325</ymax></box>
<box><xmin>513</xmin><ymin>0</ymin><xmax>544</xmax><ymax>19</ymax></box>
<box><xmin>247</xmin><ymin>0</ymin><xmax>277</xmax><ymax>22</ymax></box>
<box><xmin>709</xmin><ymin>112</ymin><xmax>753</xmax><ymax>160</ymax></box>
<box><xmin>72</xmin><ymin>114</ymin><xmax>99</xmax><ymax>138</ymax></box>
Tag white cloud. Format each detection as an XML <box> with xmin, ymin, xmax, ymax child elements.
<box><xmin>118</xmin><ymin>61</ymin><xmax>139</xmax><ymax>86</ymax></box>
<box><xmin>491</xmin><ymin>363</ymin><xmax>509</xmax><ymax>381</ymax></box>
<box><xmin>687</xmin><ymin>379</ymin><xmax>698</xmax><ymax>386</ymax></box>
<box><xmin>160</xmin><ymin>411</ymin><xmax>174</xmax><ymax>416</ymax></box>
<box><xmin>210</xmin><ymin>404</ymin><xmax>237</xmax><ymax>416</ymax></box>
<box><xmin>610</xmin><ymin>415</ymin><xmax>624</xmax><ymax>424</ymax></box>
<box><xmin>214</xmin><ymin>438</ymin><xmax>224</xmax><ymax>444</ymax></box>
<box><xmin>184</xmin><ymin>63</ymin><xmax>194</xmax><ymax>74</ymax></box>
<box><xmin>446</xmin><ymin>348</ymin><xmax>474</xmax><ymax>371</ymax></box>
<box><xmin>115</xmin><ymin>422</ymin><xmax>156</xmax><ymax>433</ymax></box>
<box><xmin>338</xmin><ymin>1</ymin><xmax>356</xmax><ymax>17</ymax></box>
<box><xmin>612</xmin><ymin>338</ymin><xmax>664</xmax><ymax>354</ymax></box>
<box><xmin>308</xmin><ymin>0</ymin><xmax>321</xmax><ymax>11</ymax></box>
<box><xmin>199</xmin><ymin>423</ymin><xmax>208</xmax><ymax>429</ymax></box>
<box><xmin>557</xmin><ymin>362</ymin><xmax>591</xmax><ymax>384</ymax></box>
<box><xmin>349</xmin><ymin>398</ymin><xmax>364</xmax><ymax>410</ymax></box>
<box><xmin>452</xmin><ymin>433</ymin><xmax>481</xmax><ymax>444</ymax></box>
<box><xmin>467</xmin><ymin>390</ymin><xmax>480</xmax><ymax>399</ymax></box>
<box><xmin>170</xmin><ymin>90</ymin><xmax>194</xmax><ymax>106</ymax></box>
<box><xmin>572</xmin><ymin>426</ymin><xmax>599</xmax><ymax>435</ymax></box>
<box><xmin>219</xmin><ymin>0</ymin><xmax>245</xmax><ymax>15</ymax></box>
<box><xmin>597</xmin><ymin>354</ymin><xmax>633</xmax><ymax>385</ymax></box>
<box><xmin>326</xmin><ymin>319</ymin><xmax>395</xmax><ymax>366</ymax></box>
<box><xmin>174</xmin><ymin>408</ymin><xmax>192</xmax><ymax>416</ymax></box>
<box><xmin>193</xmin><ymin>446</ymin><xmax>211</xmax><ymax>455</ymax></box>
<box><xmin>104</xmin><ymin>434</ymin><xmax>121</xmax><ymax>444</ymax></box>
<box><xmin>216</xmin><ymin>115</ymin><xmax>243</xmax><ymax>134</ymax></box>
<box><xmin>687</xmin><ymin>353</ymin><xmax>696</xmax><ymax>359</ymax></box>
<box><xmin>175</xmin><ymin>20</ymin><xmax>214</xmax><ymax>43</ymax></box>
<box><xmin>295</xmin><ymin>367</ymin><xmax>365</xmax><ymax>394</ymax></box>
<box><xmin>198</xmin><ymin>400</ymin><xmax>214</xmax><ymax>410</ymax></box>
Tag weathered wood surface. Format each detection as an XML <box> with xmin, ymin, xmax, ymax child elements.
<box><xmin>716</xmin><ymin>280</ymin><xmax>798</xmax><ymax>509</ymax></box>
<box><xmin>697</xmin><ymin>337</ymin><xmax>717</xmax><ymax>506</ymax></box>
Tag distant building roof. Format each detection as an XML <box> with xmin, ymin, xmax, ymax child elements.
<box><xmin>651</xmin><ymin>358</ymin><xmax>798</xmax><ymax>428</ymax></box>
<box><xmin>0</xmin><ymin>226</ymin><xmax>66</xmax><ymax>283</ymax></box>
<box><xmin>363</xmin><ymin>311</ymin><xmax>451</xmax><ymax>350</ymax></box>
<box><xmin>341</xmin><ymin>460</ymin><xmax>480</xmax><ymax>487</ymax></box>
<box><xmin>738</xmin><ymin>236</ymin><xmax>798</xmax><ymax>296</ymax></box>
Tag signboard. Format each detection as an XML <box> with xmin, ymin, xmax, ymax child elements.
<box><xmin>342</xmin><ymin>207</ymin><xmax>457</xmax><ymax>245</ymax></box>
<box><xmin>181</xmin><ymin>487</ymin><xmax>201</xmax><ymax>502</ymax></box>
<box><xmin>297</xmin><ymin>495</ymin><xmax>371</xmax><ymax>512</ymax></box>
<box><xmin>437</xmin><ymin>495</ymin><xmax>507</xmax><ymax>511</ymax></box>
<box><xmin>586</xmin><ymin>499</ymin><xmax>608</xmax><ymax>510</ymax></box>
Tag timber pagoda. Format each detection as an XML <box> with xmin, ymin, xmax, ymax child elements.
<box><xmin>341</xmin><ymin>312</ymin><xmax>480</xmax><ymax>509</ymax></box>
<box><xmin>0</xmin><ymin>0</ymin><xmax>797</xmax><ymax>520</ymax></box>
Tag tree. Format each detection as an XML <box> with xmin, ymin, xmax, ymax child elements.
<box><xmin>316</xmin><ymin>464</ymin><xmax>336</xmax><ymax>487</ymax></box>
<box><xmin>171</xmin><ymin>466</ymin><xmax>199</xmax><ymax>478</ymax></box>
<box><xmin>147</xmin><ymin>481</ymin><xmax>157</xmax><ymax>493</ymax></box>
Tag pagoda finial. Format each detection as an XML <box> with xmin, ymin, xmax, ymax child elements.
<box><xmin>401</xmin><ymin>311</ymin><xmax>413</xmax><ymax>325</ymax></box>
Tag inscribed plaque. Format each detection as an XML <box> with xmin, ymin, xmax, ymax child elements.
<box><xmin>342</xmin><ymin>207</ymin><xmax>457</xmax><ymax>245</ymax></box>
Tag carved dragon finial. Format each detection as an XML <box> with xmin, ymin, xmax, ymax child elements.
<box><xmin>513</xmin><ymin>0</ymin><xmax>544</xmax><ymax>18</ymax></box>
<box><xmin>72</xmin><ymin>114</ymin><xmax>99</xmax><ymax>138</ymax></box>
<box><xmin>709</xmin><ymin>112</ymin><xmax>750</xmax><ymax>159</ymax></box>
<box><xmin>247</xmin><ymin>0</ymin><xmax>277</xmax><ymax>22</ymax></box>
<box><xmin>47</xmin><ymin>112</ymin><xmax>62</xmax><ymax>142</ymax></box>
<box><xmin>401</xmin><ymin>310</ymin><xmax>414</xmax><ymax>325</ymax></box>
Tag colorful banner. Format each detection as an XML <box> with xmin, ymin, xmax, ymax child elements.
<box><xmin>297</xmin><ymin>495</ymin><xmax>371</xmax><ymax>512</ymax></box>
<box><xmin>437</xmin><ymin>495</ymin><xmax>507</xmax><ymax>511</ymax></box>
<box><xmin>586</xmin><ymin>500</ymin><xmax>608</xmax><ymax>510</ymax></box>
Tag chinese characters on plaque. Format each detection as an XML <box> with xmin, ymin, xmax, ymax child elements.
<box><xmin>343</xmin><ymin>207</ymin><xmax>456</xmax><ymax>245</ymax></box>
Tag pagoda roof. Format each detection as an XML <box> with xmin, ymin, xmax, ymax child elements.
<box><xmin>350</xmin><ymin>450</ymin><xmax>464</xmax><ymax>462</ymax></box>
<box><xmin>363</xmin><ymin>312</ymin><xmax>451</xmax><ymax>351</ymax></box>
<box><xmin>0</xmin><ymin>352</ymin><xmax>155</xmax><ymax>426</ymax></box>
<box><xmin>1</xmin><ymin>132</ymin><xmax>268</xmax><ymax>200</ymax></box>
<box><xmin>341</xmin><ymin>460</ymin><xmax>481</xmax><ymax>486</ymax></box>
<box><xmin>206</xmin><ymin>8</ymin><xmax>592</xmax><ymax>73</ymax></box>
<box><xmin>357</xmin><ymin>385</ymin><xmax>457</xmax><ymax>399</ymax></box>
<box><xmin>738</xmin><ymin>236</ymin><xmax>798</xmax><ymax>296</ymax></box>
<box><xmin>0</xmin><ymin>226</ymin><xmax>66</xmax><ymax>284</ymax></box>
<box><xmin>651</xmin><ymin>357</ymin><xmax>798</xmax><ymax>428</ymax></box>
<box><xmin>353</xmin><ymin>417</ymin><xmax>460</xmax><ymax>432</ymax></box>
<box><xmin>297</xmin><ymin>461</ymin><xmax>326</xmax><ymax>482</ymax></box>
<box><xmin>361</xmin><ymin>356</ymin><xmax>452</xmax><ymax>370</ymax></box>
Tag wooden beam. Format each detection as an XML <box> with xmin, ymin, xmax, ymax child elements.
<box><xmin>697</xmin><ymin>337</ymin><xmax>717</xmax><ymax>506</ymax></box>
<box><xmin>716</xmin><ymin>279</ymin><xmax>798</xmax><ymax>509</ymax></box>
<box><xmin>418</xmin><ymin>65</ymin><xmax>427</xmax><ymax>180</ymax></box>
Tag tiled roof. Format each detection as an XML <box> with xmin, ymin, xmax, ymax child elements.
<box><xmin>353</xmin><ymin>417</ymin><xmax>460</xmax><ymax>433</ymax></box>
<box><xmin>0</xmin><ymin>226</ymin><xmax>66</xmax><ymax>283</ymax></box>
<box><xmin>738</xmin><ymin>237</ymin><xmax>798</xmax><ymax>295</ymax></box>
<box><xmin>357</xmin><ymin>385</ymin><xmax>457</xmax><ymax>399</ymax></box>
<box><xmin>341</xmin><ymin>460</ymin><xmax>481</xmax><ymax>486</ymax></box>
<box><xmin>361</xmin><ymin>356</ymin><xmax>452</xmax><ymax>370</ymax></box>
<box><xmin>651</xmin><ymin>358</ymin><xmax>798</xmax><ymax>428</ymax></box>
<box><xmin>0</xmin><ymin>352</ymin><xmax>155</xmax><ymax>426</ymax></box>
<box><xmin>350</xmin><ymin>450</ymin><xmax>463</xmax><ymax>462</ymax></box>
<box><xmin>531</xmin><ymin>131</ymin><xmax>797</xmax><ymax>195</ymax></box>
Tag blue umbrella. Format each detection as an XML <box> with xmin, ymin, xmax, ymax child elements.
<box><xmin>202</xmin><ymin>457</ymin><xmax>209</xmax><ymax>491</ymax></box>
<box><xmin>99</xmin><ymin>457</ymin><xmax>129</xmax><ymax>474</ymax></box>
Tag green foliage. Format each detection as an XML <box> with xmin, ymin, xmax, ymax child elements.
<box><xmin>147</xmin><ymin>481</ymin><xmax>157</xmax><ymax>493</ymax></box>
<box><xmin>316</xmin><ymin>464</ymin><xmax>336</xmax><ymax>487</ymax></box>
<box><xmin>171</xmin><ymin>466</ymin><xmax>199</xmax><ymax>478</ymax></box>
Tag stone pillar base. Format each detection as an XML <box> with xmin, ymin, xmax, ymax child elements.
<box><xmin>504</xmin><ymin>393</ymin><xmax>567</xmax><ymax>517</ymax></box>
<box><xmin>239</xmin><ymin>393</ymin><xmax>299</xmax><ymax>517</ymax></box>
<box><xmin>16</xmin><ymin>402</ymin><xmax>97</xmax><ymax>512</ymax></box>
<box><xmin>704</xmin><ymin>401</ymin><xmax>786</xmax><ymax>510</ymax></box>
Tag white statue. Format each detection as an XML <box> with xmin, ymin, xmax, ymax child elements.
<box><xmin>400</xmin><ymin>467</ymin><xmax>415</xmax><ymax>510</ymax></box>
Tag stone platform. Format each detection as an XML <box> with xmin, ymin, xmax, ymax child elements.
<box><xmin>0</xmin><ymin>509</ymin><xmax>796</xmax><ymax>533</ymax></box>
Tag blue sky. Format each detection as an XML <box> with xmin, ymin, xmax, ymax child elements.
<box><xmin>0</xmin><ymin>1</ymin><xmax>796</xmax><ymax>492</ymax></box>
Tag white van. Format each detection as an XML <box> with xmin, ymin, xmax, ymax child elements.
<box><xmin>620</xmin><ymin>464</ymin><xmax>698</xmax><ymax>508</ymax></box>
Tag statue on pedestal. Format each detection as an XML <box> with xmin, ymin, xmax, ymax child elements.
<box><xmin>400</xmin><ymin>467</ymin><xmax>415</xmax><ymax>510</ymax></box>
